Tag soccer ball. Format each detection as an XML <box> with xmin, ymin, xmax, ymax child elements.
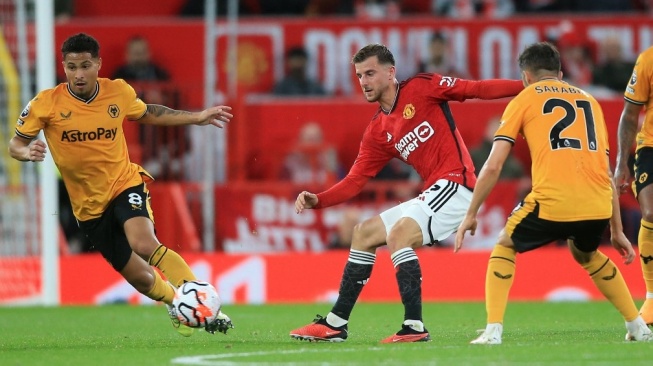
<box><xmin>172</xmin><ymin>280</ymin><xmax>222</xmax><ymax>328</ymax></box>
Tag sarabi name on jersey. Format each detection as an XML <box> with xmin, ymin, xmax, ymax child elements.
<box><xmin>394</xmin><ymin>121</ymin><xmax>435</xmax><ymax>160</ymax></box>
<box><xmin>533</xmin><ymin>85</ymin><xmax>583</xmax><ymax>94</ymax></box>
<box><xmin>61</xmin><ymin>127</ymin><xmax>118</xmax><ymax>142</ymax></box>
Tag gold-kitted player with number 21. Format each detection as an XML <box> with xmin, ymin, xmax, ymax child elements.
<box><xmin>456</xmin><ymin>42</ymin><xmax>652</xmax><ymax>344</ymax></box>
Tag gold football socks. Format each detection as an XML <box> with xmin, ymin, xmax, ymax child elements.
<box><xmin>148</xmin><ymin>244</ymin><xmax>197</xmax><ymax>287</ymax></box>
<box><xmin>637</xmin><ymin>219</ymin><xmax>653</xmax><ymax>323</ymax></box>
<box><xmin>582</xmin><ymin>250</ymin><xmax>638</xmax><ymax>321</ymax></box>
<box><xmin>484</xmin><ymin>245</ymin><xmax>516</xmax><ymax>324</ymax></box>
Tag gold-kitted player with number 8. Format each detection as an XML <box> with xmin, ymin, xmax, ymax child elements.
<box><xmin>8</xmin><ymin>33</ymin><xmax>234</xmax><ymax>336</ymax></box>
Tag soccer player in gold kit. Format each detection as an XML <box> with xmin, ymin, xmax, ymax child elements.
<box><xmin>456</xmin><ymin>42</ymin><xmax>652</xmax><ymax>344</ymax></box>
<box><xmin>615</xmin><ymin>45</ymin><xmax>653</xmax><ymax>328</ymax></box>
<box><xmin>8</xmin><ymin>33</ymin><xmax>233</xmax><ymax>336</ymax></box>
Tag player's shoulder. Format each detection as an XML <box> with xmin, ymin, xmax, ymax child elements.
<box><xmin>638</xmin><ymin>45</ymin><xmax>653</xmax><ymax>59</ymax></box>
<box><xmin>26</xmin><ymin>83</ymin><xmax>68</xmax><ymax>111</ymax></box>
<box><xmin>634</xmin><ymin>47</ymin><xmax>653</xmax><ymax>70</ymax></box>
<box><xmin>400</xmin><ymin>73</ymin><xmax>436</xmax><ymax>88</ymax></box>
<box><xmin>98</xmin><ymin>78</ymin><xmax>139</xmax><ymax>99</ymax></box>
<box><xmin>100</xmin><ymin>77</ymin><xmax>131</xmax><ymax>89</ymax></box>
<box><xmin>34</xmin><ymin>82</ymin><xmax>67</xmax><ymax>100</ymax></box>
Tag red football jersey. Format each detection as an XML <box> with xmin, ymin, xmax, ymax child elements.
<box><xmin>316</xmin><ymin>74</ymin><xmax>522</xmax><ymax>208</ymax></box>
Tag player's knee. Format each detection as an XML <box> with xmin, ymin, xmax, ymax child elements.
<box><xmin>130</xmin><ymin>237</ymin><xmax>161</xmax><ymax>260</ymax></box>
<box><xmin>386</xmin><ymin>220</ymin><xmax>421</xmax><ymax>252</ymax></box>
<box><xmin>124</xmin><ymin>268</ymin><xmax>155</xmax><ymax>294</ymax></box>
<box><xmin>641</xmin><ymin>209</ymin><xmax>653</xmax><ymax>224</ymax></box>
<box><xmin>351</xmin><ymin>222</ymin><xmax>382</xmax><ymax>251</ymax></box>
<box><xmin>121</xmin><ymin>266</ymin><xmax>154</xmax><ymax>294</ymax></box>
<box><xmin>568</xmin><ymin>241</ymin><xmax>594</xmax><ymax>264</ymax></box>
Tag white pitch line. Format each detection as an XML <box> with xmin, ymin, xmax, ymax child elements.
<box><xmin>170</xmin><ymin>347</ymin><xmax>376</xmax><ymax>366</ymax></box>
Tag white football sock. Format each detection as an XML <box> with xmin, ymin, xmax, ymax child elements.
<box><xmin>326</xmin><ymin>312</ymin><xmax>348</xmax><ymax>327</ymax></box>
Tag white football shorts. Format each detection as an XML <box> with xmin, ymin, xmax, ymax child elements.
<box><xmin>379</xmin><ymin>179</ymin><xmax>472</xmax><ymax>245</ymax></box>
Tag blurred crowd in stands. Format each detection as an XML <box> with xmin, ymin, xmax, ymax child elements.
<box><xmin>55</xmin><ymin>0</ymin><xmax>653</xmax><ymax>20</ymax></box>
<box><xmin>176</xmin><ymin>0</ymin><xmax>652</xmax><ymax>18</ymax></box>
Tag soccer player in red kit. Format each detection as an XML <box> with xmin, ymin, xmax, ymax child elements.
<box><xmin>288</xmin><ymin>44</ymin><xmax>523</xmax><ymax>343</ymax></box>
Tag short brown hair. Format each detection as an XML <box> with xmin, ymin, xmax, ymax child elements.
<box><xmin>518</xmin><ymin>42</ymin><xmax>561</xmax><ymax>73</ymax></box>
<box><xmin>352</xmin><ymin>44</ymin><xmax>395</xmax><ymax>65</ymax></box>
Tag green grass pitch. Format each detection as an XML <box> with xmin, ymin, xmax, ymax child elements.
<box><xmin>0</xmin><ymin>301</ymin><xmax>650</xmax><ymax>365</ymax></box>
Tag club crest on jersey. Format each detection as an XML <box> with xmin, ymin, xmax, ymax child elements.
<box><xmin>403</xmin><ymin>104</ymin><xmax>415</xmax><ymax>119</ymax></box>
<box><xmin>629</xmin><ymin>70</ymin><xmax>637</xmax><ymax>86</ymax></box>
<box><xmin>107</xmin><ymin>104</ymin><xmax>120</xmax><ymax>118</ymax></box>
<box><xmin>20</xmin><ymin>102</ymin><xmax>31</xmax><ymax>118</ymax></box>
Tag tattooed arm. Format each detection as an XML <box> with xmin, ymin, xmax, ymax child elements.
<box><xmin>136</xmin><ymin>104</ymin><xmax>233</xmax><ymax>128</ymax></box>
<box><xmin>614</xmin><ymin>101</ymin><xmax>642</xmax><ymax>194</ymax></box>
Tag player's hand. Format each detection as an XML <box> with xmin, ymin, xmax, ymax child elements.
<box><xmin>613</xmin><ymin>163</ymin><xmax>631</xmax><ymax>195</ymax></box>
<box><xmin>196</xmin><ymin>106</ymin><xmax>233</xmax><ymax>128</ymax></box>
<box><xmin>295</xmin><ymin>191</ymin><xmax>318</xmax><ymax>214</ymax></box>
<box><xmin>26</xmin><ymin>139</ymin><xmax>47</xmax><ymax>162</ymax></box>
<box><xmin>454</xmin><ymin>214</ymin><xmax>477</xmax><ymax>253</ymax></box>
<box><xmin>610</xmin><ymin>230</ymin><xmax>636</xmax><ymax>264</ymax></box>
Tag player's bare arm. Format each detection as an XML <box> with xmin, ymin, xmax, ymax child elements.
<box><xmin>455</xmin><ymin>140</ymin><xmax>512</xmax><ymax>252</ymax></box>
<box><xmin>138</xmin><ymin>104</ymin><xmax>233</xmax><ymax>128</ymax></box>
<box><xmin>607</xmin><ymin>166</ymin><xmax>636</xmax><ymax>264</ymax></box>
<box><xmin>8</xmin><ymin>136</ymin><xmax>47</xmax><ymax>162</ymax></box>
<box><xmin>295</xmin><ymin>191</ymin><xmax>318</xmax><ymax>214</ymax></box>
<box><xmin>614</xmin><ymin>101</ymin><xmax>643</xmax><ymax>193</ymax></box>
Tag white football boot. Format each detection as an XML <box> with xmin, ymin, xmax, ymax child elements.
<box><xmin>625</xmin><ymin>316</ymin><xmax>653</xmax><ymax>341</ymax></box>
<box><xmin>166</xmin><ymin>281</ymin><xmax>194</xmax><ymax>337</ymax></box>
<box><xmin>471</xmin><ymin>323</ymin><xmax>502</xmax><ymax>345</ymax></box>
<box><xmin>166</xmin><ymin>303</ymin><xmax>195</xmax><ymax>337</ymax></box>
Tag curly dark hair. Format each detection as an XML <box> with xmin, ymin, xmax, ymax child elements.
<box><xmin>61</xmin><ymin>33</ymin><xmax>100</xmax><ymax>58</ymax></box>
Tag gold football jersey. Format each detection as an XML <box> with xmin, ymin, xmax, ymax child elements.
<box><xmin>15</xmin><ymin>78</ymin><xmax>151</xmax><ymax>220</ymax></box>
<box><xmin>496</xmin><ymin>78</ymin><xmax>612</xmax><ymax>221</ymax></box>
<box><xmin>625</xmin><ymin>46</ymin><xmax>653</xmax><ymax>150</ymax></box>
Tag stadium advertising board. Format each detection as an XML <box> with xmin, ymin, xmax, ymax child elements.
<box><xmin>52</xmin><ymin>248</ymin><xmax>646</xmax><ymax>305</ymax></box>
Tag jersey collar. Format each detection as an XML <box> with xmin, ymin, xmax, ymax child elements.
<box><xmin>67</xmin><ymin>81</ymin><xmax>99</xmax><ymax>104</ymax></box>
<box><xmin>381</xmin><ymin>80</ymin><xmax>400</xmax><ymax>114</ymax></box>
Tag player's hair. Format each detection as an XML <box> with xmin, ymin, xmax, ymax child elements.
<box><xmin>518</xmin><ymin>42</ymin><xmax>561</xmax><ymax>73</ymax></box>
<box><xmin>61</xmin><ymin>33</ymin><xmax>100</xmax><ymax>58</ymax></box>
<box><xmin>352</xmin><ymin>44</ymin><xmax>395</xmax><ymax>66</ymax></box>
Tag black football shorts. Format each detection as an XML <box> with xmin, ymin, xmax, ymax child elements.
<box><xmin>78</xmin><ymin>183</ymin><xmax>154</xmax><ymax>271</ymax></box>
<box><xmin>633</xmin><ymin>147</ymin><xmax>653</xmax><ymax>197</ymax></box>
<box><xmin>505</xmin><ymin>200</ymin><xmax>609</xmax><ymax>253</ymax></box>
